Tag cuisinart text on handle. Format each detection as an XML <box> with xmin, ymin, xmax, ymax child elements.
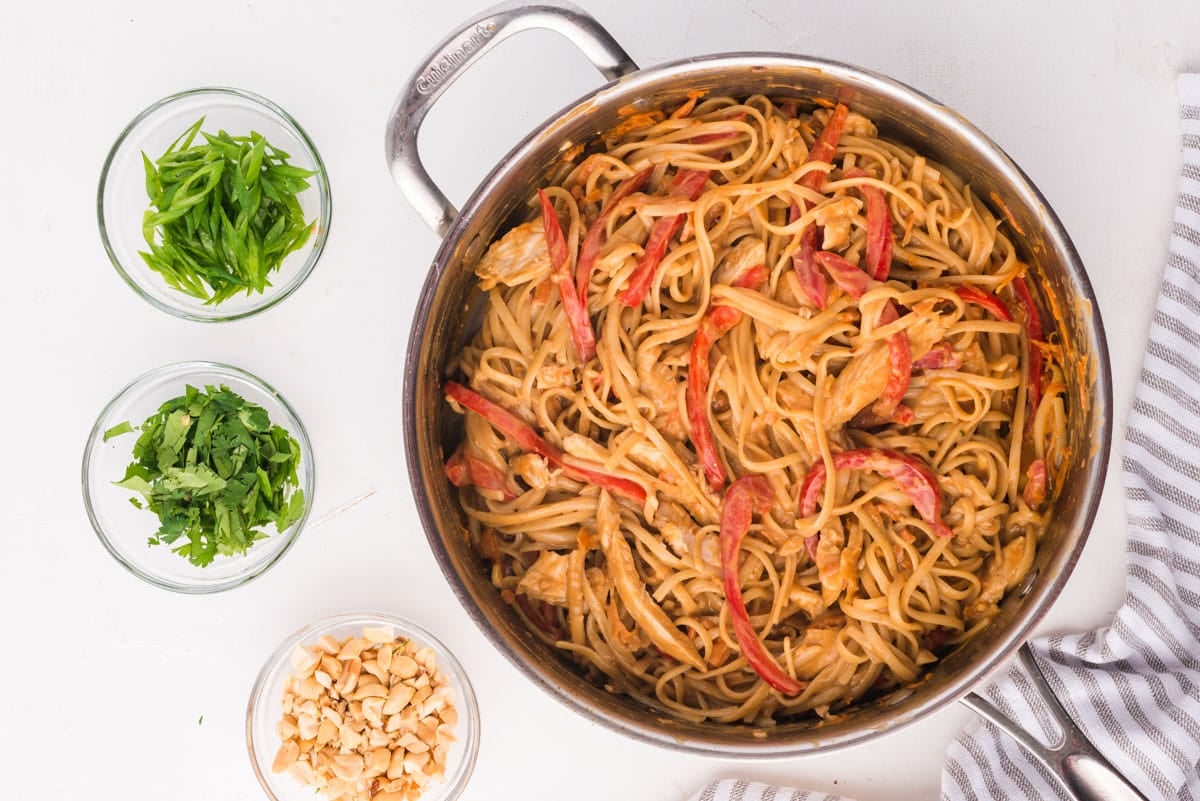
<box><xmin>417</xmin><ymin>22</ymin><xmax>499</xmax><ymax>95</ymax></box>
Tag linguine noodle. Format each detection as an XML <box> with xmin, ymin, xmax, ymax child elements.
<box><xmin>442</xmin><ymin>95</ymin><xmax>1067</xmax><ymax>725</ymax></box>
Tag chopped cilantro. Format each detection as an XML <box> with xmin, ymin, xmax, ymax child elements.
<box><xmin>109</xmin><ymin>384</ymin><xmax>305</xmax><ymax>567</ymax></box>
<box><xmin>103</xmin><ymin>421</ymin><xmax>135</xmax><ymax>442</ymax></box>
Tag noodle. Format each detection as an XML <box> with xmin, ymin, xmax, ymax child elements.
<box><xmin>442</xmin><ymin>95</ymin><xmax>1067</xmax><ymax>725</ymax></box>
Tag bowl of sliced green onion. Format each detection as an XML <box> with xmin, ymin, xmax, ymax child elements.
<box><xmin>98</xmin><ymin>87</ymin><xmax>331</xmax><ymax>321</ymax></box>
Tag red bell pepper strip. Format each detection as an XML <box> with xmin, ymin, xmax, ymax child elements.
<box><xmin>619</xmin><ymin>215</ymin><xmax>685</xmax><ymax>306</ymax></box>
<box><xmin>1011</xmin><ymin>276</ymin><xmax>1044</xmax><ymax>340</ymax></box>
<box><xmin>443</xmin><ymin>380</ymin><xmax>647</xmax><ymax>504</ymax></box>
<box><xmin>691</xmin><ymin>129</ymin><xmax>739</xmax><ymax>145</ymax></box>
<box><xmin>575</xmin><ymin>166</ymin><xmax>653</xmax><ymax>296</ymax></box>
<box><xmin>957</xmin><ymin>278</ymin><xmax>1044</xmax><ymax>427</ymax></box>
<box><xmin>720</xmin><ymin>475</ymin><xmax>805</xmax><ymax>695</ymax></box>
<box><xmin>955</xmin><ymin>285</ymin><xmax>1013</xmax><ymax>322</ymax></box>
<box><xmin>912</xmin><ymin>342</ymin><xmax>963</xmax><ymax>371</ymax></box>
<box><xmin>559</xmin><ymin>459</ymin><xmax>650</xmax><ymax>505</ymax></box>
<box><xmin>618</xmin><ymin>168</ymin><xmax>711</xmax><ymax>307</ymax></box>
<box><xmin>686</xmin><ymin>267</ymin><xmax>768</xmax><ymax>490</ymax></box>
<box><xmin>444</xmin><ymin>447</ymin><xmax>469</xmax><ymax>486</ymax></box>
<box><xmin>868</xmin><ymin>299</ymin><xmax>911</xmax><ymax>420</ymax></box>
<box><xmin>730</xmin><ymin>264</ymin><xmax>769</xmax><ymax>291</ymax></box>
<box><xmin>688</xmin><ymin>305</ymin><xmax>743</xmax><ymax>490</ymax></box>
<box><xmin>538</xmin><ymin>190</ymin><xmax>597</xmax><ymax>362</ymax></box>
<box><xmin>1023</xmin><ymin>458</ymin><xmax>1047</xmax><ymax>508</ymax></box>
<box><xmin>515</xmin><ymin>594</ymin><xmax>563</xmax><ymax>639</ymax></box>
<box><xmin>877</xmin><ymin>299</ymin><xmax>900</xmax><ymax>326</ymax></box>
<box><xmin>1011</xmin><ymin>275</ymin><xmax>1045</xmax><ymax>419</ymax></box>
<box><xmin>689</xmin><ymin>111</ymin><xmax>747</xmax><ymax>144</ymax></box>
<box><xmin>813</xmin><ymin>251</ymin><xmax>874</xmax><ymax>299</ymax></box>
<box><xmin>727</xmin><ymin>263</ymin><xmax>769</xmax><ymax>290</ymax></box>
<box><xmin>799</xmin><ymin>448</ymin><xmax>952</xmax><ymax>538</ymax></box>
<box><xmin>843</xmin><ymin>167</ymin><xmax>894</xmax><ymax>280</ymax></box>
<box><xmin>788</xmin><ymin>105</ymin><xmax>849</xmax><ymax>308</ymax></box>
<box><xmin>445</xmin><ymin>380</ymin><xmax>547</xmax><ymax>455</ymax></box>
<box><xmin>444</xmin><ymin>444</ymin><xmax>517</xmax><ymax>500</ymax></box>
<box><xmin>803</xmin><ymin>533</ymin><xmax>820</xmax><ymax>562</ymax></box>
<box><xmin>873</xmin><ymin>329</ymin><xmax>912</xmax><ymax>419</ymax></box>
<box><xmin>850</xmin><ymin>402</ymin><xmax>916</xmax><ymax>430</ymax></box>
<box><xmin>790</xmin><ymin>203</ymin><xmax>827</xmax><ymax>309</ymax></box>
<box><xmin>956</xmin><ymin>279</ymin><xmax>1046</xmax><ymax>434</ymax></box>
<box><xmin>799</xmin><ymin>103</ymin><xmax>849</xmax><ymax>193</ymax></box>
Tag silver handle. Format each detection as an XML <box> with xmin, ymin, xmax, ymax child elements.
<box><xmin>960</xmin><ymin>644</ymin><xmax>1150</xmax><ymax>801</ymax></box>
<box><xmin>384</xmin><ymin>1</ymin><xmax>639</xmax><ymax>236</ymax></box>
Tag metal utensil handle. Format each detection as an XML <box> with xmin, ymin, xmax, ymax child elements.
<box><xmin>384</xmin><ymin>1</ymin><xmax>639</xmax><ymax>236</ymax></box>
<box><xmin>960</xmin><ymin>644</ymin><xmax>1150</xmax><ymax>801</ymax></box>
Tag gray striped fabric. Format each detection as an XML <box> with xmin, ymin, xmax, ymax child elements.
<box><xmin>941</xmin><ymin>72</ymin><xmax>1200</xmax><ymax>801</ymax></box>
<box><xmin>689</xmin><ymin>75</ymin><xmax>1200</xmax><ymax>801</ymax></box>
<box><xmin>691</xmin><ymin>779</ymin><xmax>845</xmax><ymax>801</ymax></box>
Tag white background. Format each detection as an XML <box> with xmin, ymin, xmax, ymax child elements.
<box><xmin>3</xmin><ymin>1</ymin><xmax>1199</xmax><ymax>799</ymax></box>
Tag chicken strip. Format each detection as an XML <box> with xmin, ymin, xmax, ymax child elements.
<box><xmin>474</xmin><ymin>221</ymin><xmax>552</xmax><ymax>290</ymax></box>
<box><xmin>597</xmin><ymin>492</ymin><xmax>706</xmax><ymax>670</ymax></box>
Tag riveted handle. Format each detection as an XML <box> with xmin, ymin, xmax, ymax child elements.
<box><xmin>961</xmin><ymin>644</ymin><xmax>1150</xmax><ymax>801</ymax></box>
<box><xmin>384</xmin><ymin>1</ymin><xmax>638</xmax><ymax>236</ymax></box>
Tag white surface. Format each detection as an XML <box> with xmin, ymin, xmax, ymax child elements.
<box><xmin>2</xmin><ymin>2</ymin><xmax>1197</xmax><ymax>799</ymax></box>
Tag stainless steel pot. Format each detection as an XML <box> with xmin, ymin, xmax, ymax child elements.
<box><xmin>387</xmin><ymin>3</ymin><xmax>1131</xmax><ymax>797</ymax></box>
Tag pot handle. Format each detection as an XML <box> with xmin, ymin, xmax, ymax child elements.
<box><xmin>960</xmin><ymin>644</ymin><xmax>1149</xmax><ymax>801</ymax></box>
<box><xmin>385</xmin><ymin>1</ymin><xmax>639</xmax><ymax>236</ymax></box>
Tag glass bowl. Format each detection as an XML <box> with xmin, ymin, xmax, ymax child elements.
<box><xmin>247</xmin><ymin>612</ymin><xmax>480</xmax><ymax>801</ymax></box>
<box><xmin>97</xmin><ymin>87</ymin><xmax>331</xmax><ymax>322</ymax></box>
<box><xmin>82</xmin><ymin>361</ymin><xmax>314</xmax><ymax>593</ymax></box>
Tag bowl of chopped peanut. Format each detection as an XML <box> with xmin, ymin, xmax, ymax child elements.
<box><xmin>246</xmin><ymin>612</ymin><xmax>479</xmax><ymax>801</ymax></box>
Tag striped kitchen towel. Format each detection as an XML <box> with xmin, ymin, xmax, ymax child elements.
<box><xmin>688</xmin><ymin>779</ymin><xmax>845</xmax><ymax>801</ymax></box>
<box><xmin>688</xmin><ymin>74</ymin><xmax>1200</xmax><ymax>801</ymax></box>
<box><xmin>942</xmin><ymin>71</ymin><xmax>1200</xmax><ymax>801</ymax></box>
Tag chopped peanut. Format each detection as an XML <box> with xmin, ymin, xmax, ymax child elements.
<box><xmin>272</xmin><ymin>626</ymin><xmax>459</xmax><ymax>801</ymax></box>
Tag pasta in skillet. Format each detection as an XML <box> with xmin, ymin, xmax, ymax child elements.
<box><xmin>441</xmin><ymin>94</ymin><xmax>1066</xmax><ymax>724</ymax></box>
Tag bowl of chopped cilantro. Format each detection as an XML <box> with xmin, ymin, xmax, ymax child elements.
<box><xmin>83</xmin><ymin>361</ymin><xmax>314</xmax><ymax>592</ymax></box>
<box><xmin>98</xmin><ymin>87</ymin><xmax>331</xmax><ymax>321</ymax></box>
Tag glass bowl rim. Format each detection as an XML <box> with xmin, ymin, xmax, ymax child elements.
<box><xmin>96</xmin><ymin>85</ymin><xmax>332</xmax><ymax>323</ymax></box>
<box><xmin>245</xmin><ymin>610</ymin><xmax>481</xmax><ymax>801</ymax></box>
<box><xmin>81</xmin><ymin>359</ymin><xmax>315</xmax><ymax>593</ymax></box>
